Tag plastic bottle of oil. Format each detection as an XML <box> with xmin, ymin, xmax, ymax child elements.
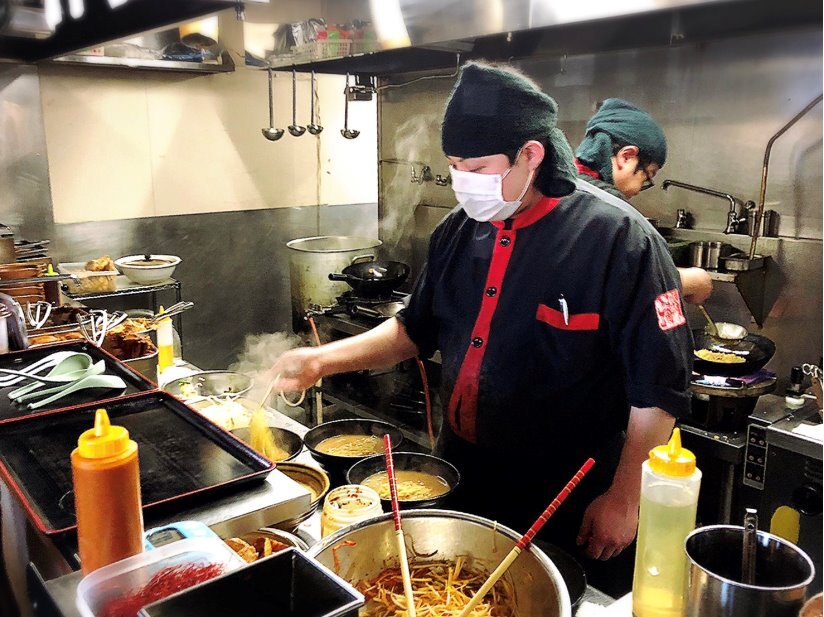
<box><xmin>632</xmin><ymin>428</ymin><xmax>701</xmax><ymax>617</ymax></box>
<box><xmin>156</xmin><ymin>306</ymin><xmax>174</xmax><ymax>379</ymax></box>
<box><xmin>71</xmin><ymin>408</ymin><xmax>144</xmax><ymax>574</ymax></box>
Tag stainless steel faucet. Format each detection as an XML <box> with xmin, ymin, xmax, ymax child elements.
<box><xmin>661</xmin><ymin>179</ymin><xmax>748</xmax><ymax>234</ymax></box>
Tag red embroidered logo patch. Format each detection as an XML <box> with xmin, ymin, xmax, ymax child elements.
<box><xmin>654</xmin><ymin>289</ymin><xmax>686</xmax><ymax>331</ymax></box>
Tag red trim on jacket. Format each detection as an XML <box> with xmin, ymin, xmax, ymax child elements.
<box><xmin>448</xmin><ymin>197</ymin><xmax>560</xmax><ymax>442</ymax></box>
<box><xmin>536</xmin><ymin>304</ymin><xmax>600</xmax><ymax>331</ymax></box>
<box><xmin>574</xmin><ymin>159</ymin><xmax>600</xmax><ymax>179</ymax></box>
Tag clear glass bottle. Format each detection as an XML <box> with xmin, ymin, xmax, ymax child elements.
<box><xmin>632</xmin><ymin>428</ymin><xmax>702</xmax><ymax>617</ymax></box>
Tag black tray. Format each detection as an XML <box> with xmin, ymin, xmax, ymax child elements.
<box><xmin>0</xmin><ymin>391</ymin><xmax>275</xmax><ymax>536</ymax></box>
<box><xmin>0</xmin><ymin>341</ymin><xmax>156</xmax><ymax>424</ymax></box>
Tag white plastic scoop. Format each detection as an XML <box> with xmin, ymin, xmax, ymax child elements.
<box><xmin>11</xmin><ymin>360</ymin><xmax>106</xmax><ymax>402</ymax></box>
<box><xmin>26</xmin><ymin>374</ymin><xmax>126</xmax><ymax>410</ymax></box>
<box><xmin>0</xmin><ymin>351</ymin><xmax>86</xmax><ymax>387</ymax></box>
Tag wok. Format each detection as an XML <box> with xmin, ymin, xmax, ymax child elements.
<box><xmin>692</xmin><ymin>329</ymin><xmax>776</xmax><ymax>377</ymax></box>
<box><xmin>328</xmin><ymin>260</ymin><xmax>409</xmax><ymax>298</ymax></box>
<box><xmin>308</xmin><ymin>509</ymin><xmax>572</xmax><ymax>616</ymax></box>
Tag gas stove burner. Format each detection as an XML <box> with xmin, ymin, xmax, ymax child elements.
<box><xmin>336</xmin><ymin>290</ymin><xmax>408</xmax><ymax>306</ymax></box>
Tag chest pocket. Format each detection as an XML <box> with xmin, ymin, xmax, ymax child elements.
<box><xmin>535</xmin><ymin>303</ymin><xmax>603</xmax><ymax>380</ymax></box>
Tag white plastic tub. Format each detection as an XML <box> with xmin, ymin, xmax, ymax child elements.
<box><xmin>76</xmin><ymin>538</ymin><xmax>244</xmax><ymax>617</ymax></box>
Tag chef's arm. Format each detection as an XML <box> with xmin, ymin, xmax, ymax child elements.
<box><xmin>577</xmin><ymin>406</ymin><xmax>676</xmax><ymax>560</ymax></box>
<box><xmin>271</xmin><ymin>317</ymin><xmax>419</xmax><ymax>392</ymax></box>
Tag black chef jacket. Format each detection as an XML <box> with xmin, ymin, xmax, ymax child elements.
<box><xmin>397</xmin><ymin>179</ymin><xmax>693</xmax><ymax>459</ymax></box>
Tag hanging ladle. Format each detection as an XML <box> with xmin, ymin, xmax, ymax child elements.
<box><xmin>307</xmin><ymin>71</ymin><xmax>323</xmax><ymax>135</ymax></box>
<box><xmin>288</xmin><ymin>69</ymin><xmax>306</xmax><ymax>137</ymax></box>
<box><xmin>261</xmin><ymin>67</ymin><xmax>284</xmax><ymax>141</ymax></box>
<box><xmin>340</xmin><ymin>73</ymin><xmax>360</xmax><ymax>139</ymax></box>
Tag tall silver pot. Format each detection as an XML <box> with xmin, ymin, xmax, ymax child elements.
<box><xmin>685</xmin><ymin>525</ymin><xmax>815</xmax><ymax>617</ymax></box>
<box><xmin>308</xmin><ymin>509</ymin><xmax>572</xmax><ymax>616</ymax></box>
<box><xmin>286</xmin><ymin>236</ymin><xmax>381</xmax><ymax>332</ymax></box>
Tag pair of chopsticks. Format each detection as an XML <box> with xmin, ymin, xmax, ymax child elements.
<box><xmin>381</xmin><ymin>435</ymin><xmax>595</xmax><ymax>617</ymax></box>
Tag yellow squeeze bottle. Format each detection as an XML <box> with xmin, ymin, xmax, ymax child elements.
<box><xmin>632</xmin><ymin>429</ymin><xmax>702</xmax><ymax>617</ymax></box>
<box><xmin>156</xmin><ymin>306</ymin><xmax>174</xmax><ymax>378</ymax></box>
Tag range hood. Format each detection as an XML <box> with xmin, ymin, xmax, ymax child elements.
<box><xmin>0</xmin><ymin>0</ymin><xmax>255</xmax><ymax>62</ymax></box>
<box><xmin>280</xmin><ymin>0</ymin><xmax>820</xmax><ymax>75</ymax></box>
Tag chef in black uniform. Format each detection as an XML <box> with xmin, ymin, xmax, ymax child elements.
<box><xmin>574</xmin><ymin>98</ymin><xmax>713</xmax><ymax>305</ymax></box>
<box><xmin>272</xmin><ymin>63</ymin><xmax>693</xmax><ymax>594</ymax></box>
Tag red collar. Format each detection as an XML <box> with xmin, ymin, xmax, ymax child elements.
<box><xmin>491</xmin><ymin>196</ymin><xmax>561</xmax><ymax>231</ymax></box>
<box><xmin>574</xmin><ymin>159</ymin><xmax>600</xmax><ymax>179</ymax></box>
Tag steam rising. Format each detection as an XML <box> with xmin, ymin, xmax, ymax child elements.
<box><xmin>229</xmin><ymin>331</ymin><xmax>302</xmax><ymax>409</ymax></box>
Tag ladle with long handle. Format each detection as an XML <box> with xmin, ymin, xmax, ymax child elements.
<box><xmin>307</xmin><ymin>71</ymin><xmax>323</xmax><ymax>135</ymax></box>
<box><xmin>340</xmin><ymin>73</ymin><xmax>360</xmax><ymax>139</ymax></box>
<box><xmin>262</xmin><ymin>67</ymin><xmax>284</xmax><ymax>141</ymax></box>
<box><xmin>288</xmin><ymin>69</ymin><xmax>306</xmax><ymax>137</ymax></box>
<box><xmin>697</xmin><ymin>305</ymin><xmax>719</xmax><ymax>338</ymax></box>
<box><xmin>742</xmin><ymin>508</ymin><xmax>758</xmax><ymax>585</ymax></box>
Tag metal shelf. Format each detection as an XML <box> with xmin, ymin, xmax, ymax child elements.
<box><xmin>49</xmin><ymin>52</ymin><xmax>235</xmax><ymax>74</ymax></box>
<box><xmin>62</xmin><ymin>276</ymin><xmax>180</xmax><ymax>301</ymax></box>
<box><xmin>269</xmin><ymin>47</ymin><xmax>460</xmax><ymax>76</ymax></box>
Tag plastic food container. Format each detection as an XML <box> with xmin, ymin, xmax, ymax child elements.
<box><xmin>76</xmin><ymin>538</ymin><xmax>244</xmax><ymax>617</ymax></box>
<box><xmin>139</xmin><ymin>548</ymin><xmax>363</xmax><ymax>617</ymax></box>
<box><xmin>59</xmin><ymin>263</ymin><xmax>117</xmax><ymax>295</ymax></box>
<box><xmin>320</xmin><ymin>484</ymin><xmax>382</xmax><ymax>538</ymax></box>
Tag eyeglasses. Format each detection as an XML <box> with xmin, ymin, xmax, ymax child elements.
<box><xmin>640</xmin><ymin>168</ymin><xmax>655</xmax><ymax>192</ymax></box>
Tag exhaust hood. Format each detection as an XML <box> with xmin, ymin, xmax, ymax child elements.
<box><xmin>0</xmin><ymin>0</ymin><xmax>257</xmax><ymax>62</ymax></box>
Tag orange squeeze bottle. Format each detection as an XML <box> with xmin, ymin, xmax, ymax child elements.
<box><xmin>71</xmin><ymin>408</ymin><xmax>144</xmax><ymax>574</ymax></box>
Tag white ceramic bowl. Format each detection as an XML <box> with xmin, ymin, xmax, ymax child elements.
<box><xmin>115</xmin><ymin>254</ymin><xmax>181</xmax><ymax>285</ymax></box>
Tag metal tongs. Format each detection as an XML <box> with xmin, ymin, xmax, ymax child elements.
<box><xmin>742</xmin><ymin>508</ymin><xmax>758</xmax><ymax>585</ymax></box>
<box><xmin>149</xmin><ymin>301</ymin><xmax>194</xmax><ymax>325</ymax></box>
<box><xmin>77</xmin><ymin>310</ymin><xmax>128</xmax><ymax>346</ymax></box>
<box><xmin>25</xmin><ymin>301</ymin><xmax>52</xmax><ymax>330</ymax></box>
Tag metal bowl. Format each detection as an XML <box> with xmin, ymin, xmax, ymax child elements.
<box><xmin>229</xmin><ymin>426</ymin><xmax>303</xmax><ymax>463</ymax></box>
<box><xmin>346</xmin><ymin>452</ymin><xmax>459</xmax><ymax>510</ymax></box>
<box><xmin>303</xmin><ymin>419</ymin><xmax>404</xmax><ymax>481</ymax></box>
<box><xmin>239</xmin><ymin>527</ymin><xmax>311</xmax><ymax>552</ymax></box>
<box><xmin>309</xmin><ymin>509</ymin><xmax>572</xmax><ymax>616</ymax></box>
<box><xmin>163</xmin><ymin>371</ymin><xmax>253</xmax><ymax>401</ymax></box>
<box><xmin>273</xmin><ymin>462</ymin><xmax>331</xmax><ymax>531</ymax></box>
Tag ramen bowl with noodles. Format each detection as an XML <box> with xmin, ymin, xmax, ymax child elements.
<box><xmin>309</xmin><ymin>510</ymin><xmax>572</xmax><ymax>617</ymax></box>
<box><xmin>304</xmin><ymin>419</ymin><xmax>404</xmax><ymax>481</ymax></box>
<box><xmin>347</xmin><ymin>452</ymin><xmax>460</xmax><ymax>510</ymax></box>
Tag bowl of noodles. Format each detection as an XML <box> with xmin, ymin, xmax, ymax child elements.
<box><xmin>304</xmin><ymin>419</ymin><xmax>404</xmax><ymax>480</ymax></box>
<box><xmin>230</xmin><ymin>426</ymin><xmax>303</xmax><ymax>463</ymax></box>
<box><xmin>309</xmin><ymin>509</ymin><xmax>572</xmax><ymax>617</ymax></box>
<box><xmin>347</xmin><ymin>452</ymin><xmax>459</xmax><ymax>510</ymax></box>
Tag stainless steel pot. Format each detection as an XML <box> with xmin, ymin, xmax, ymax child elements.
<box><xmin>286</xmin><ymin>236</ymin><xmax>381</xmax><ymax>332</ymax></box>
<box><xmin>685</xmin><ymin>525</ymin><xmax>815</xmax><ymax>617</ymax></box>
<box><xmin>308</xmin><ymin>509</ymin><xmax>572</xmax><ymax>616</ymax></box>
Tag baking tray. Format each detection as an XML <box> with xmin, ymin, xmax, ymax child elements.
<box><xmin>0</xmin><ymin>341</ymin><xmax>156</xmax><ymax>424</ymax></box>
<box><xmin>0</xmin><ymin>391</ymin><xmax>275</xmax><ymax>536</ymax></box>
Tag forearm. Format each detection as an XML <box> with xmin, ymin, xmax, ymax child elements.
<box><xmin>317</xmin><ymin>317</ymin><xmax>420</xmax><ymax>378</ymax></box>
<box><xmin>609</xmin><ymin>406</ymin><xmax>677</xmax><ymax>501</ymax></box>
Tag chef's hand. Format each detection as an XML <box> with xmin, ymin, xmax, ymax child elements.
<box><xmin>679</xmin><ymin>267</ymin><xmax>713</xmax><ymax>305</ymax></box>
<box><xmin>576</xmin><ymin>489</ymin><xmax>639</xmax><ymax>561</ymax></box>
<box><xmin>270</xmin><ymin>347</ymin><xmax>324</xmax><ymax>393</ymax></box>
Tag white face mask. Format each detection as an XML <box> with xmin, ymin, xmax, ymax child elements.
<box><xmin>450</xmin><ymin>152</ymin><xmax>533</xmax><ymax>222</ymax></box>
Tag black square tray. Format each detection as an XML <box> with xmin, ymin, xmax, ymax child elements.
<box><xmin>0</xmin><ymin>391</ymin><xmax>275</xmax><ymax>536</ymax></box>
<box><xmin>140</xmin><ymin>548</ymin><xmax>364</xmax><ymax>617</ymax></box>
<box><xmin>0</xmin><ymin>341</ymin><xmax>156</xmax><ymax>424</ymax></box>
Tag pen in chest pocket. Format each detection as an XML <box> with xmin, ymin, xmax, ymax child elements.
<box><xmin>558</xmin><ymin>295</ymin><xmax>569</xmax><ymax>326</ymax></box>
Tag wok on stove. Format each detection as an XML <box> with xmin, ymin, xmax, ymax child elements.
<box><xmin>692</xmin><ymin>329</ymin><xmax>776</xmax><ymax>377</ymax></box>
<box><xmin>328</xmin><ymin>260</ymin><xmax>409</xmax><ymax>298</ymax></box>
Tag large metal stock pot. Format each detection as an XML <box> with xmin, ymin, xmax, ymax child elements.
<box><xmin>308</xmin><ymin>509</ymin><xmax>572</xmax><ymax>616</ymax></box>
<box><xmin>286</xmin><ymin>236</ymin><xmax>381</xmax><ymax>332</ymax></box>
<box><xmin>685</xmin><ymin>525</ymin><xmax>815</xmax><ymax>617</ymax></box>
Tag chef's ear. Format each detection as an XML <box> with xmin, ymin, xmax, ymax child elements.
<box><xmin>521</xmin><ymin>140</ymin><xmax>545</xmax><ymax>171</ymax></box>
<box><xmin>614</xmin><ymin>145</ymin><xmax>640</xmax><ymax>170</ymax></box>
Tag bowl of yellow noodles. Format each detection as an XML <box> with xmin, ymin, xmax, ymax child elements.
<box><xmin>304</xmin><ymin>419</ymin><xmax>404</xmax><ymax>481</ymax></box>
<box><xmin>347</xmin><ymin>452</ymin><xmax>459</xmax><ymax>510</ymax></box>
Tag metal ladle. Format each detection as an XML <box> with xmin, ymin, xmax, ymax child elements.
<box><xmin>742</xmin><ymin>508</ymin><xmax>758</xmax><ymax>585</ymax></box>
<box><xmin>307</xmin><ymin>71</ymin><xmax>323</xmax><ymax>135</ymax></box>
<box><xmin>288</xmin><ymin>69</ymin><xmax>306</xmax><ymax>137</ymax></box>
<box><xmin>340</xmin><ymin>73</ymin><xmax>360</xmax><ymax>139</ymax></box>
<box><xmin>698</xmin><ymin>305</ymin><xmax>748</xmax><ymax>341</ymax></box>
<box><xmin>261</xmin><ymin>67</ymin><xmax>284</xmax><ymax>141</ymax></box>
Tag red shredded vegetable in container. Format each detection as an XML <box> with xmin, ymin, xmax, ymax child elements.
<box><xmin>99</xmin><ymin>562</ymin><xmax>225</xmax><ymax>617</ymax></box>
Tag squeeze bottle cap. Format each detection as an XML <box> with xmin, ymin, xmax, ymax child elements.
<box><xmin>648</xmin><ymin>428</ymin><xmax>696</xmax><ymax>477</ymax></box>
<box><xmin>77</xmin><ymin>409</ymin><xmax>131</xmax><ymax>459</ymax></box>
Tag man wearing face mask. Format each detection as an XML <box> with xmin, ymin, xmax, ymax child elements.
<box><xmin>575</xmin><ymin>98</ymin><xmax>713</xmax><ymax>305</ymax></box>
<box><xmin>272</xmin><ymin>63</ymin><xmax>692</xmax><ymax>595</ymax></box>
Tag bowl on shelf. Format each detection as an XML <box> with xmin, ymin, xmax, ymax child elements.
<box><xmin>163</xmin><ymin>371</ymin><xmax>252</xmax><ymax>401</ymax></box>
<box><xmin>115</xmin><ymin>254</ymin><xmax>181</xmax><ymax>285</ymax></box>
<box><xmin>272</xmin><ymin>462</ymin><xmax>331</xmax><ymax>531</ymax></box>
